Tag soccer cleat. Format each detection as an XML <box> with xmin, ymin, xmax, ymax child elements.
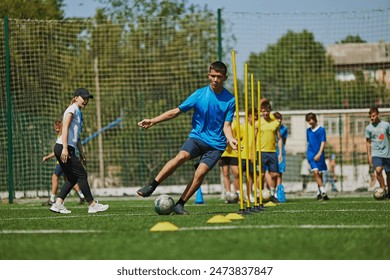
<box><xmin>322</xmin><ymin>193</ymin><xmax>330</xmax><ymax>200</ymax></box>
<box><xmin>50</xmin><ymin>203</ymin><xmax>71</xmax><ymax>214</ymax></box>
<box><xmin>316</xmin><ymin>194</ymin><xmax>322</xmax><ymax>200</ymax></box>
<box><xmin>79</xmin><ymin>197</ymin><xmax>86</xmax><ymax>204</ymax></box>
<box><xmin>331</xmin><ymin>188</ymin><xmax>339</xmax><ymax>192</ymax></box>
<box><xmin>136</xmin><ymin>185</ymin><xmax>155</xmax><ymax>197</ymax></box>
<box><xmin>88</xmin><ymin>201</ymin><xmax>109</xmax><ymax>213</ymax></box>
<box><xmin>42</xmin><ymin>199</ymin><xmax>54</xmax><ymax>206</ymax></box>
<box><xmin>172</xmin><ymin>204</ymin><xmax>189</xmax><ymax>215</ymax></box>
<box><xmin>270</xmin><ymin>196</ymin><xmax>280</xmax><ymax>203</ymax></box>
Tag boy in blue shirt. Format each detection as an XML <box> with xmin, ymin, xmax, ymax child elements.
<box><xmin>137</xmin><ymin>61</ymin><xmax>237</xmax><ymax>214</ymax></box>
<box><xmin>305</xmin><ymin>112</ymin><xmax>329</xmax><ymax>200</ymax></box>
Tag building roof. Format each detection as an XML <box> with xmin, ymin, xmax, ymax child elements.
<box><xmin>327</xmin><ymin>42</ymin><xmax>390</xmax><ymax>69</ymax></box>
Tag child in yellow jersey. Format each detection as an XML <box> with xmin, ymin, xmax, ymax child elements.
<box><xmin>256</xmin><ymin>101</ymin><xmax>282</xmax><ymax>202</ymax></box>
<box><xmin>219</xmin><ymin>119</ymin><xmax>241</xmax><ymax>199</ymax></box>
<box><xmin>241</xmin><ymin>110</ymin><xmax>257</xmax><ymax>202</ymax></box>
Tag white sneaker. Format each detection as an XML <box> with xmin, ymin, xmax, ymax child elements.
<box><xmin>88</xmin><ymin>201</ymin><xmax>109</xmax><ymax>213</ymax></box>
<box><xmin>50</xmin><ymin>203</ymin><xmax>71</xmax><ymax>214</ymax></box>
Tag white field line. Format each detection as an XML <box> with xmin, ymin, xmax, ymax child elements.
<box><xmin>179</xmin><ymin>224</ymin><xmax>389</xmax><ymax>231</ymax></box>
<box><xmin>1</xmin><ymin>208</ymin><xmax>390</xmax><ymax>222</ymax></box>
<box><xmin>1</xmin><ymin>224</ymin><xmax>386</xmax><ymax>235</ymax></box>
<box><xmin>0</xmin><ymin>212</ymin><xmax>150</xmax><ymax>221</ymax></box>
<box><xmin>0</xmin><ymin>229</ymin><xmax>104</xmax><ymax>234</ymax></box>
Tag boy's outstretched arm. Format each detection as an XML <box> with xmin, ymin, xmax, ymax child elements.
<box><xmin>138</xmin><ymin>108</ymin><xmax>182</xmax><ymax>129</ymax></box>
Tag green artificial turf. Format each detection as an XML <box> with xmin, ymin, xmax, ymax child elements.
<box><xmin>1</xmin><ymin>195</ymin><xmax>389</xmax><ymax>260</ymax></box>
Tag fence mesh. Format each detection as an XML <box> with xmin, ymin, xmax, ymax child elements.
<box><xmin>1</xmin><ymin>8</ymin><xmax>389</xmax><ymax>198</ymax></box>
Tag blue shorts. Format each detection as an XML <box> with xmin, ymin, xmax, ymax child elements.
<box><xmin>266</xmin><ymin>155</ymin><xmax>286</xmax><ymax>173</ymax></box>
<box><xmin>181</xmin><ymin>138</ymin><xmax>224</xmax><ymax>170</ymax></box>
<box><xmin>242</xmin><ymin>159</ymin><xmax>255</xmax><ymax>175</ymax></box>
<box><xmin>53</xmin><ymin>164</ymin><xmax>64</xmax><ymax>176</ymax></box>
<box><xmin>261</xmin><ymin>152</ymin><xmax>279</xmax><ymax>173</ymax></box>
<box><xmin>372</xmin><ymin>157</ymin><xmax>390</xmax><ymax>173</ymax></box>
<box><xmin>308</xmin><ymin>158</ymin><xmax>327</xmax><ymax>172</ymax></box>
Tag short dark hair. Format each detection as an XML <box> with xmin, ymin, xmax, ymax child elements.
<box><xmin>305</xmin><ymin>112</ymin><xmax>317</xmax><ymax>123</ymax></box>
<box><xmin>209</xmin><ymin>61</ymin><xmax>227</xmax><ymax>75</ymax></box>
<box><xmin>261</xmin><ymin>100</ymin><xmax>272</xmax><ymax>111</ymax></box>
<box><xmin>369</xmin><ymin>106</ymin><xmax>379</xmax><ymax>115</ymax></box>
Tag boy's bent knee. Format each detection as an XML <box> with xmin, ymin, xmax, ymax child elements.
<box><xmin>175</xmin><ymin>151</ymin><xmax>191</xmax><ymax>162</ymax></box>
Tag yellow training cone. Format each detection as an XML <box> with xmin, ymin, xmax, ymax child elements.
<box><xmin>150</xmin><ymin>222</ymin><xmax>179</xmax><ymax>232</ymax></box>
<box><xmin>207</xmin><ymin>215</ymin><xmax>232</xmax><ymax>224</ymax></box>
<box><xmin>225</xmin><ymin>213</ymin><xmax>244</xmax><ymax>220</ymax></box>
<box><xmin>264</xmin><ymin>201</ymin><xmax>277</xmax><ymax>207</ymax></box>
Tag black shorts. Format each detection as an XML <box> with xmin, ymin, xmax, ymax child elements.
<box><xmin>219</xmin><ymin>156</ymin><xmax>238</xmax><ymax>167</ymax></box>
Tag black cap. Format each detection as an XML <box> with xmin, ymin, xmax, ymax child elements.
<box><xmin>74</xmin><ymin>88</ymin><xmax>93</xmax><ymax>99</ymax></box>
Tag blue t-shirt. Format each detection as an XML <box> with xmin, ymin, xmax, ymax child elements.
<box><xmin>178</xmin><ymin>85</ymin><xmax>235</xmax><ymax>150</ymax></box>
<box><xmin>365</xmin><ymin>120</ymin><xmax>390</xmax><ymax>158</ymax></box>
<box><xmin>306</xmin><ymin>125</ymin><xmax>326</xmax><ymax>162</ymax></box>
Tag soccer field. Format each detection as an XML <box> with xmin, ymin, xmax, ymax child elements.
<box><xmin>0</xmin><ymin>194</ymin><xmax>389</xmax><ymax>260</ymax></box>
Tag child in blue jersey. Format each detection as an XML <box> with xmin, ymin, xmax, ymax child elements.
<box><xmin>50</xmin><ymin>88</ymin><xmax>109</xmax><ymax>214</ymax></box>
<box><xmin>137</xmin><ymin>61</ymin><xmax>238</xmax><ymax>214</ymax></box>
<box><xmin>273</xmin><ymin>112</ymin><xmax>287</xmax><ymax>202</ymax></box>
<box><xmin>305</xmin><ymin>112</ymin><xmax>329</xmax><ymax>200</ymax></box>
<box><xmin>365</xmin><ymin>106</ymin><xmax>390</xmax><ymax>198</ymax></box>
<box><xmin>274</xmin><ymin>112</ymin><xmax>287</xmax><ymax>187</ymax></box>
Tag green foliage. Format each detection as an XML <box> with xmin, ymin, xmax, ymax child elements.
<box><xmin>0</xmin><ymin>0</ymin><xmax>64</xmax><ymax>19</ymax></box>
<box><xmin>247</xmin><ymin>30</ymin><xmax>334</xmax><ymax>109</ymax></box>
<box><xmin>246</xmin><ymin>30</ymin><xmax>389</xmax><ymax>110</ymax></box>
<box><xmin>0</xmin><ymin>0</ymin><xmax>221</xmax><ymax>190</ymax></box>
<box><xmin>338</xmin><ymin>34</ymin><xmax>367</xmax><ymax>44</ymax></box>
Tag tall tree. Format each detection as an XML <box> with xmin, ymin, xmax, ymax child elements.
<box><xmin>247</xmin><ymin>30</ymin><xmax>335</xmax><ymax>109</ymax></box>
<box><xmin>0</xmin><ymin>0</ymin><xmax>64</xmax><ymax>19</ymax></box>
<box><xmin>246</xmin><ymin>30</ymin><xmax>388</xmax><ymax>110</ymax></box>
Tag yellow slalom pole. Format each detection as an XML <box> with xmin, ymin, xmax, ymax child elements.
<box><xmin>231</xmin><ymin>50</ymin><xmax>245</xmax><ymax>212</ymax></box>
<box><xmin>257</xmin><ymin>80</ymin><xmax>264</xmax><ymax>207</ymax></box>
<box><xmin>251</xmin><ymin>74</ymin><xmax>258</xmax><ymax>207</ymax></box>
<box><xmin>244</xmin><ymin>65</ymin><xmax>251</xmax><ymax>210</ymax></box>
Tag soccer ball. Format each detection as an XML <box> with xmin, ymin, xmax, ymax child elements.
<box><xmin>154</xmin><ymin>195</ymin><xmax>175</xmax><ymax>215</ymax></box>
<box><xmin>262</xmin><ymin>189</ymin><xmax>271</xmax><ymax>202</ymax></box>
<box><xmin>225</xmin><ymin>191</ymin><xmax>239</xmax><ymax>203</ymax></box>
<box><xmin>373</xmin><ymin>187</ymin><xmax>386</xmax><ymax>200</ymax></box>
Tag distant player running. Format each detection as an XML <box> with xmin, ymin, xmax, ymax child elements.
<box><xmin>305</xmin><ymin>112</ymin><xmax>329</xmax><ymax>200</ymax></box>
<box><xmin>365</xmin><ymin>106</ymin><xmax>390</xmax><ymax>198</ymax></box>
<box><xmin>137</xmin><ymin>61</ymin><xmax>237</xmax><ymax>214</ymax></box>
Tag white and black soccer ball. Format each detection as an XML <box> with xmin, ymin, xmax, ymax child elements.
<box><xmin>225</xmin><ymin>191</ymin><xmax>239</xmax><ymax>204</ymax></box>
<box><xmin>154</xmin><ymin>195</ymin><xmax>175</xmax><ymax>215</ymax></box>
<box><xmin>373</xmin><ymin>187</ymin><xmax>386</xmax><ymax>200</ymax></box>
<box><xmin>262</xmin><ymin>189</ymin><xmax>271</xmax><ymax>202</ymax></box>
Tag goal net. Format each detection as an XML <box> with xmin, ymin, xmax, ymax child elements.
<box><xmin>0</xmin><ymin>8</ymin><xmax>389</xmax><ymax>199</ymax></box>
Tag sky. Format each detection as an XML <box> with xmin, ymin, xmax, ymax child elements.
<box><xmin>62</xmin><ymin>0</ymin><xmax>390</xmax><ymax>17</ymax></box>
